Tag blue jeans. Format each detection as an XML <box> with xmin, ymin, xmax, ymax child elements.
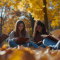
<box><xmin>0</xmin><ymin>44</ymin><xmax>3</xmax><ymax>48</ymax></box>
<box><xmin>9</xmin><ymin>38</ymin><xmax>60</xmax><ymax>50</ymax></box>
<box><xmin>0</xmin><ymin>46</ymin><xmax>2</xmax><ymax>48</ymax></box>
<box><xmin>9</xmin><ymin>40</ymin><xmax>39</xmax><ymax>48</ymax></box>
<box><xmin>43</xmin><ymin>38</ymin><xmax>60</xmax><ymax>50</ymax></box>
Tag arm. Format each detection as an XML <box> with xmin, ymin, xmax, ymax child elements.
<box><xmin>25</xmin><ymin>31</ymin><xmax>30</xmax><ymax>38</ymax></box>
<box><xmin>34</xmin><ymin>34</ymin><xmax>43</xmax><ymax>43</ymax></box>
<box><xmin>34</xmin><ymin>37</ymin><xmax>43</xmax><ymax>45</ymax></box>
<box><xmin>34</xmin><ymin>37</ymin><xmax>38</xmax><ymax>43</ymax></box>
<box><xmin>25</xmin><ymin>31</ymin><xmax>30</xmax><ymax>42</ymax></box>
<box><xmin>46</xmin><ymin>32</ymin><xmax>49</xmax><ymax>35</ymax></box>
<box><xmin>9</xmin><ymin>31</ymin><xmax>17</xmax><ymax>41</ymax></box>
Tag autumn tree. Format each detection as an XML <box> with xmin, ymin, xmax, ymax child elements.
<box><xmin>2</xmin><ymin>10</ymin><xmax>21</xmax><ymax>35</ymax></box>
<box><xmin>0</xmin><ymin>0</ymin><xmax>60</xmax><ymax>28</ymax></box>
<box><xmin>2</xmin><ymin>10</ymin><xmax>32</xmax><ymax>37</ymax></box>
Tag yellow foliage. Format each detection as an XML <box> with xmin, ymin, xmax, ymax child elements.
<box><xmin>7</xmin><ymin>49</ymin><xmax>35</xmax><ymax>60</ymax></box>
<box><xmin>7</xmin><ymin>49</ymin><xmax>23</xmax><ymax>60</ymax></box>
<box><xmin>51</xmin><ymin>16</ymin><xmax>59</xmax><ymax>28</ymax></box>
<box><xmin>0</xmin><ymin>0</ymin><xmax>60</xmax><ymax>28</ymax></box>
<box><xmin>2</xmin><ymin>15</ymin><xmax>32</xmax><ymax>36</ymax></box>
<box><xmin>2</xmin><ymin>18</ymin><xmax>17</xmax><ymax>35</ymax></box>
<box><xmin>7</xmin><ymin>27</ymin><xmax>10</xmax><ymax>32</ymax></box>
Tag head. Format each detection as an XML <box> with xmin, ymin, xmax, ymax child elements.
<box><xmin>14</xmin><ymin>20</ymin><xmax>26</xmax><ymax>37</ymax></box>
<box><xmin>33</xmin><ymin>20</ymin><xmax>46</xmax><ymax>37</ymax></box>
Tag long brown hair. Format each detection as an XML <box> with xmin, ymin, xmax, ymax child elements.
<box><xmin>33</xmin><ymin>20</ymin><xmax>46</xmax><ymax>37</ymax></box>
<box><xmin>14</xmin><ymin>20</ymin><xmax>26</xmax><ymax>37</ymax></box>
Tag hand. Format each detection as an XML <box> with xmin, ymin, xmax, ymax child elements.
<box><xmin>37</xmin><ymin>41</ymin><xmax>43</xmax><ymax>45</ymax></box>
<box><xmin>38</xmin><ymin>41</ymin><xmax>43</xmax><ymax>44</ymax></box>
<box><xmin>15</xmin><ymin>38</ymin><xmax>18</xmax><ymax>41</ymax></box>
<box><xmin>25</xmin><ymin>40</ymin><xmax>29</xmax><ymax>43</ymax></box>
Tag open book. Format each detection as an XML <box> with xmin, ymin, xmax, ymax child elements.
<box><xmin>0</xmin><ymin>34</ymin><xmax>9</xmax><ymax>43</ymax></box>
<box><xmin>41</xmin><ymin>29</ymin><xmax>60</xmax><ymax>42</ymax></box>
<box><xmin>41</xmin><ymin>35</ymin><xmax>59</xmax><ymax>42</ymax></box>
<box><xmin>50</xmin><ymin>29</ymin><xmax>60</xmax><ymax>40</ymax></box>
<box><xmin>16</xmin><ymin>37</ymin><xmax>29</xmax><ymax>44</ymax></box>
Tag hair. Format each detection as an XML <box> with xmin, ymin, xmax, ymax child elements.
<box><xmin>33</xmin><ymin>20</ymin><xmax>46</xmax><ymax>37</ymax></box>
<box><xmin>14</xmin><ymin>20</ymin><xmax>26</xmax><ymax>37</ymax></box>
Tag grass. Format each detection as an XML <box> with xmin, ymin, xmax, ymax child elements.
<box><xmin>4</xmin><ymin>42</ymin><xmax>9</xmax><ymax>47</ymax></box>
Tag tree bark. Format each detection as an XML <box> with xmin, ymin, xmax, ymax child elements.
<box><xmin>43</xmin><ymin>0</ymin><xmax>48</xmax><ymax>30</ymax></box>
<box><xmin>30</xmin><ymin>15</ymin><xmax>35</xmax><ymax>34</ymax></box>
<box><xmin>0</xmin><ymin>16</ymin><xmax>2</xmax><ymax>35</ymax></box>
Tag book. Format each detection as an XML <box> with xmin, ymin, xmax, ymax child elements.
<box><xmin>16</xmin><ymin>37</ymin><xmax>29</xmax><ymax>44</ymax></box>
<box><xmin>46</xmin><ymin>35</ymin><xmax>59</xmax><ymax>42</ymax></box>
<box><xmin>50</xmin><ymin>29</ymin><xmax>60</xmax><ymax>40</ymax></box>
<box><xmin>41</xmin><ymin>35</ymin><xmax>59</xmax><ymax>42</ymax></box>
<box><xmin>0</xmin><ymin>34</ymin><xmax>9</xmax><ymax>43</ymax></box>
<box><xmin>36</xmin><ymin>41</ymin><xmax>43</xmax><ymax>46</ymax></box>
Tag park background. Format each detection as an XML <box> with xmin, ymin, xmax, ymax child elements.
<box><xmin>0</xmin><ymin>0</ymin><xmax>60</xmax><ymax>60</ymax></box>
<box><xmin>0</xmin><ymin>0</ymin><xmax>60</xmax><ymax>38</ymax></box>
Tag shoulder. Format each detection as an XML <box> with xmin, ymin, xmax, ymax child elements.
<box><xmin>26</xmin><ymin>31</ymin><xmax>28</xmax><ymax>33</ymax></box>
<box><xmin>46</xmin><ymin>32</ymin><xmax>49</xmax><ymax>35</ymax></box>
<box><xmin>26</xmin><ymin>31</ymin><xmax>29</xmax><ymax>34</ymax></box>
<box><xmin>10</xmin><ymin>31</ymin><xmax>15</xmax><ymax>35</ymax></box>
<box><xmin>25</xmin><ymin>31</ymin><xmax>30</xmax><ymax>36</ymax></box>
<box><xmin>25</xmin><ymin>31</ymin><xmax>30</xmax><ymax>38</ymax></box>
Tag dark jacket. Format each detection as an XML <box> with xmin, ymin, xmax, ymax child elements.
<box><xmin>34</xmin><ymin>32</ymin><xmax>48</xmax><ymax>43</ymax></box>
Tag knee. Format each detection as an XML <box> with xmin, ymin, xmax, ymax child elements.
<box><xmin>43</xmin><ymin>39</ymin><xmax>47</xmax><ymax>44</ymax></box>
<box><xmin>43</xmin><ymin>38</ymin><xmax>50</xmax><ymax>43</ymax></box>
<box><xmin>43</xmin><ymin>38</ymin><xmax>50</xmax><ymax>45</ymax></box>
<box><xmin>58</xmin><ymin>40</ymin><xmax>60</xmax><ymax>43</ymax></box>
<box><xmin>56</xmin><ymin>40</ymin><xmax>60</xmax><ymax>45</ymax></box>
<box><xmin>9</xmin><ymin>40</ymin><xmax>13</xmax><ymax>44</ymax></box>
<box><xmin>43</xmin><ymin>38</ymin><xmax>48</xmax><ymax>42</ymax></box>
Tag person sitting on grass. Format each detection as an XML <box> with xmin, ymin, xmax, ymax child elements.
<box><xmin>33</xmin><ymin>20</ymin><xmax>60</xmax><ymax>50</ymax></box>
<box><xmin>33</xmin><ymin>20</ymin><xmax>48</xmax><ymax>45</ymax></box>
<box><xmin>9</xmin><ymin>20</ymin><xmax>39</xmax><ymax>48</ymax></box>
<box><xmin>9</xmin><ymin>20</ymin><xmax>60</xmax><ymax>50</ymax></box>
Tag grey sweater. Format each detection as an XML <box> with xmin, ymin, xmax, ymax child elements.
<box><xmin>9</xmin><ymin>31</ymin><xmax>30</xmax><ymax>41</ymax></box>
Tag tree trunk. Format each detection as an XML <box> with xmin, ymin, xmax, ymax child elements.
<box><xmin>0</xmin><ymin>16</ymin><xmax>2</xmax><ymax>35</ymax></box>
<box><xmin>43</xmin><ymin>0</ymin><xmax>48</xmax><ymax>31</ymax></box>
<box><xmin>30</xmin><ymin>15</ymin><xmax>35</xmax><ymax>34</ymax></box>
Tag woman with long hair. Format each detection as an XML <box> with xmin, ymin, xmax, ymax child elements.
<box><xmin>33</xmin><ymin>20</ymin><xmax>60</xmax><ymax>50</ymax></box>
<box><xmin>33</xmin><ymin>20</ymin><xmax>48</xmax><ymax>44</ymax></box>
<box><xmin>9</xmin><ymin>20</ymin><xmax>38</xmax><ymax>48</ymax></box>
